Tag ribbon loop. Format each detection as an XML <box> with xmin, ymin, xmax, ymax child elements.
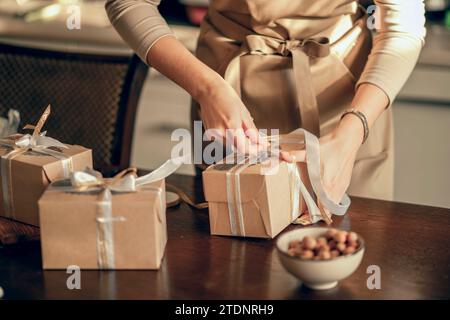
<box><xmin>278</xmin><ymin>129</ymin><xmax>351</xmax><ymax>217</ymax></box>
<box><xmin>300</xmin><ymin>37</ymin><xmax>331</xmax><ymax>58</ymax></box>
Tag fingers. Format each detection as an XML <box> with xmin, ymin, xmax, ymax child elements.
<box><xmin>230</xmin><ymin>129</ymin><xmax>259</xmax><ymax>156</ymax></box>
<box><xmin>203</xmin><ymin>107</ymin><xmax>268</xmax><ymax>157</ymax></box>
<box><xmin>242</xmin><ymin>115</ymin><xmax>268</xmax><ymax>149</ymax></box>
<box><xmin>205</xmin><ymin>125</ymin><xmax>260</xmax><ymax>157</ymax></box>
<box><xmin>204</xmin><ymin>127</ymin><xmax>224</xmax><ymax>142</ymax></box>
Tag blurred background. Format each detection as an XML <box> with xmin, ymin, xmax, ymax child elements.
<box><xmin>0</xmin><ymin>0</ymin><xmax>449</xmax><ymax>208</ymax></box>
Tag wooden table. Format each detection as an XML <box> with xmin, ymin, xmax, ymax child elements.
<box><xmin>0</xmin><ymin>173</ymin><xmax>449</xmax><ymax>300</ymax></box>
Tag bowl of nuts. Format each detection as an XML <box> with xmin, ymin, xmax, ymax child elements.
<box><xmin>276</xmin><ymin>227</ymin><xmax>365</xmax><ymax>290</ymax></box>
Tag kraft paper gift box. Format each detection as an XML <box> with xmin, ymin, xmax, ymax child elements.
<box><xmin>202</xmin><ymin>129</ymin><xmax>352</xmax><ymax>238</ymax></box>
<box><xmin>0</xmin><ymin>106</ymin><xmax>92</xmax><ymax>226</ymax></box>
<box><xmin>203</xmin><ymin>160</ymin><xmax>302</xmax><ymax>239</ymax></box>
<box><xmin>39</xmin><ymin>158</ymin><xmax>183</xmax><ymax>270</ymax></box>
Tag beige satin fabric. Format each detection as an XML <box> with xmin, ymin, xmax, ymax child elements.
<box><xmin>192</xmin><ymin>1</ymin><xmax>394</xmax><ymax>200</ymax></box>
<box><xmin>224</xmin><ymin>35</ymin><xmax>331</xmax><ymax>136</ymax></box>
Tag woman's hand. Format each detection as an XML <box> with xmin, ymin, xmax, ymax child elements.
<box><xmin>282</xmin><ymin>115</ymin><xmax>363</xmax><ymax>204</ymax></box>
<box><xmin>146</xmin><ymin>36</ymin><xmax>265</xmax><ymax>155</ymax></box>
<box><xmin>197</xmin><ymin>76</ymin><xmax>266</xmax><ymax>155</ymax></box>
<box><xmin>315</xmin><ymin>125</ymin><xmax>360</xmax><ymax>204</ymax></box>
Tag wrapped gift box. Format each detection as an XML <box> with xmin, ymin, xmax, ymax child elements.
<box><xmin>202</xmin><ymin>129</ymin><xmax>350</xmax><ymax>238</ymax></box>
<box><xmin>39</xmin><ymin>178</ymin><xmax>166</xmax><ymax>270</ymax></box>
<box><xmin>0</xmin><ymin>106</ymin><xmax>92</xmax><ymax>226</ymax></box>
<box><xmin>39</xmin><ymin>157</ymin><xmax>182</xmax><ymax>270</ymax></box>
<box><xmin>0</xmin><ymin>144</ymin><xmax>92</xmax><ymax>226</ymax></box>
<box><xmin>203</xmin><ymin>160</ymin><xmax>301</xmax><ymax>238</ymax></box>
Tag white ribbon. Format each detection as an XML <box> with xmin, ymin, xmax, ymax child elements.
<box><xmin>283</xmin><ymin>129</ymin><xmax>351</xmax><ymax>216</ymax></box>
<box><xmin>0</xmin><ymin>109</ymin><xmax>20</xmax><ymax>138</ymax></box>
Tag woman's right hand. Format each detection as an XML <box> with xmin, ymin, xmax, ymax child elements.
<box><xmin>145</xmin><ymin>35</ymin><xmax>266</xmax><ymax>155</ymax></box>
<box><xmin>197</xmin><ymin>76</ymin><xmax>266</xmax><ymax>155</ymax></box>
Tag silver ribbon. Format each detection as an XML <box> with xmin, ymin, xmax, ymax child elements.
<box><xmin>0</xmin><ymin>133</ymin><xmax>73</xmax><ymax>218</ymax></box>
<box><xmin>52</xmin><ymin>156</ymin><xmax>185</xmax><ymax>269</ymax></box>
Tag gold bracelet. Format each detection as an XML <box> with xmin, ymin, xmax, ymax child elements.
<box><xmin>340</xmin><ymin>108</ymin><xmax>369</xmax><ymax>144</ymax></box>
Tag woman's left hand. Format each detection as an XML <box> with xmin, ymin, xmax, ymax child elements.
<box><xmin>315</xmin><ymin>130</ymin><xmax>359</xmax><ymax>204</ymax></box>
<box><xmin>281</xmin><ymin>117</ymin><xmax>363</xmax><ymax>204</ymax></box>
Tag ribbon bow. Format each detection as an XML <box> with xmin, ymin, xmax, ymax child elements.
<box><xmin>245</xmin><ymin>35</ymin><xmax>330</xmax><ymax>58</ymax></box>
<box><xmin>225</xmin><ymin>35</ymin><xmax>331</xmax><ymax>136</ymax></box>
<box><xmin>0</xmin><ymin>105</ymin><xmax>68</xmax><ymax>152</ymax></box>
<box><xmin>70</xmin><ymin>167</ymin><xmax>138</xmax><ymax>193</ymax></box>
<box><xmin>0</xmin><ymin>105</ymin><xmax>73</xmax><ymax>218</ymax></box>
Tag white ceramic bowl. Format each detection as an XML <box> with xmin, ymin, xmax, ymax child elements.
<box><xmin>276</xmin><ymin>227</ymin><xmax>365</xmax><ymax>290</ymax></box>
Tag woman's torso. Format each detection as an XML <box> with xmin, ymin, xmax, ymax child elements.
<box><xmin>192</xmin><ymin>0</ymin><xmax>394</xmax><ymax>200</ymax></box>
<box><xmin>195</xmin><ymin>0</ymin><xmax>368</xmax><ymax>134</ymax></box>
<box><xmin>206</xmin><ymin>0</ymin><xmax>359</xmax><ymax>42</ymax></box>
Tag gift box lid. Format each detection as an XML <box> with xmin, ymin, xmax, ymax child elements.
<box><xmin>0</xmin><ymin>144</ymin><xmax>92</xmax><ymax>183</ymax></box>
<box><xmin>40</xmin><ymin>178</ymin><xmax>166</xmax><ymax>221</ymax></box>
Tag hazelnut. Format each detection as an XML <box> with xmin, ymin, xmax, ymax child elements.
<box><xmin>347</xmin><ymin>231</ymin><xmax>358</xmax><ymax>243</ymax></box>
<box><xmin>336</xmin><ymin>242</ymin><xmax>346</xmax><ymax>252</ymax></box>
<box><xmin>302</xmin><ymin>236</ymin><xmax>317</xmax><ymax>250</ymax></box>
<box><xmin>330</xmin><ymin>250</ymin><xmax>340</xmax><ymax>258</ymax></box>
<box><xmin>318</xmin><ymin>250</ymin><xmax>331</xmax><ymax>260</ymax></box>
<box><xmin>287</xmin><ymin>248</ymin><xmax>297</xmax><ymax>257</ymax></box>
<box><xmin>347</xmin><ymin>239</ymin><xmax>359</xmax><ymax>248</ymax></box>
<box><xmin>325</xmin><ymin>228</ymin><xmax>339</xmax><ymax>239</ymax></box>
<box><xmin>328</xmin><ymin>240</ymin><xmax>337</xmax><ymax>250</ymax></box>
<box><xmin>289</xmin><ymin>240</ymin><xmax>302</xmax><ymax>250</ymax></box>
<box><xmin>333</xmin><ymin>231</ymin><xmax>348</xmax><ymax>243</ymax></box>
<box><xmin>316</xmin><ymin>243</ymin><xmax>330</xmax><ymax>252</ymax></box>
<box><xmin>344</xmin><ymin>246</ymin><xmax>356</xmax><ymax>255</ymax></box>
<box><xmin>317</xmin><ymin>237</ymin><xmax>327</xmax><ymax>246</ymax></box>
<box><xmin>300</xmin><ymin>250</ymin><xmax>314</xmax><ymax>260</ymax></box>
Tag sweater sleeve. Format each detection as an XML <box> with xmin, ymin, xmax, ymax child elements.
<box><xmin>105</xmin><ymin>0</ymin><xmax>174</xmax><ymax>64</ymax></box>
<box><xmin>356</xmin><ymin>0</ymin><xmax>427</xmax><ymax>106</ymax></box>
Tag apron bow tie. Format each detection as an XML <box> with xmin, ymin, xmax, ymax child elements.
<box><xmin>277</xmin><ymin>38</ymin><xmax>330</xmax><ymax>58</ymax></box>
<box><xmin>225</xmin><ymin>35</ymin><xmax>332</xmax><ymax>136</ymax></box>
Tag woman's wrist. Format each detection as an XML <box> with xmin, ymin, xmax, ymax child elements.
<box><xmin>331</xmin><ymin>83</ymin><xmax>389</xmax><ymax>151</ymax></box>
<box><xmin>191</xmin><ymin>69</ymin><xmax>224</xmax><ymax>104</ymax></box>
<box><xmin>333</xmin><ymin>114</ymin><xmax>365</xmax><ymax>151</ymax></box>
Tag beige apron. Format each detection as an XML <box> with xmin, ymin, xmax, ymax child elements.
<box><xmin>191</xmin><ymin>0</ymin><xmax>394</xmax><ymax>201</ymax></box>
